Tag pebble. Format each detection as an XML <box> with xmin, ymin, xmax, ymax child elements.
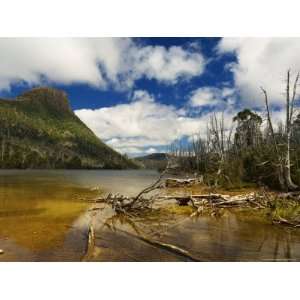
<box><xmin>0</xmin><ymin>249</ymin><xmax>4</xmax><ymax>255</ymax></box>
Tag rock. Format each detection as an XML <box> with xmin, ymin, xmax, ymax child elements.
<box><xmin>0</xmin><ymin>249</ymin><xmax>4</xmax><ymax>255</ymax></box>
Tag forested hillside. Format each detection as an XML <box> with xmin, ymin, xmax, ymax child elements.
<box><xmin>0</xmin><ymin>87</ymin><xmax>137</xmax><ymax>169</ymax></box>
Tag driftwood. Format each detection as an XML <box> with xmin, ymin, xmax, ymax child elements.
<box><xmin>93</xmin><ymin>157</ymin><xmax>173</xmax><ymax>213</ymax></box>
<box><xmin>273</xmin><ymin>216</ymin><xmax>300</xmax><ymax>228</ymax></box>
<box><xmin>278</xmin><ymin>192</ymin><xmax>300</xmax><ymax>201</ymax></box>
<box><xmin>106</xmin><ymin>193</ymin><xmax>154</xmax><ymax>213</ymax></box>
<box><xmin>165</xmin><ymin>177</ymin><xmax>203</xmax><ymax>188</ymax></box>
<box><xmin>136</xmin><ymin>235</ymin><xmax>200</xmax><ymax>262</ymax></box>
<box><xmin>129</xmin><ymin>156</ymin><xmax>174</xmax><ymax>207</ymax></box>
<box><xmin>158</xmin><ymin>192</ymin><xmax>265</xmax><ymax>208</ymax></box>
<box><xmin>81</xmin><ymin>225</ymin><xmax>95</xmax><ymax>261</ymax></box>
<box><xmin>109</xmin><ymin>228</ymin><xmax>200</xmax><ymax>262</ymax></box>
<box><xmin>94</xmin><ymin>190</ymin><xmax>267</xmax><ymax>215</ymax></box>
<box><xmin>90</xmin><ymin>154</ymin><xmax>295</xmax><ymax>221</ymax></box>
<box><xmin>87</xmin><ymin>198</ymin><xmax>107</xmax><ymax>203</ymax></box>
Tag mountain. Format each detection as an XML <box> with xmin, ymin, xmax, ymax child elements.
<box><xmin>0</xmin><ymin>87</ymin><xmax>137</xmax><ymax>169</ymax></box>
<box><xmin>135</xmin><ymin>153</ymin><xmax>167</xmax><ymax>170</ymax></box>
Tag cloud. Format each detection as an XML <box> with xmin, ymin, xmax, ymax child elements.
<box><xmin>189</xmin><ymin>86</ymin><xmax>235</xmax><ymax>108</ymax></box>
<box><xmin>0</xmin><ymin>38</ymin><xmax>205</xmax><ymax>90</ymax></box>
<box><xmin>145</xmin><ymin>147</ymin><xmax>158</xmax><ymax>154</ymax></box>
<box><xmin>132</xmin><ymin>45</ymin><xmax>205</xmax><ymax>83</ymax></box>
<box><xmin>217</xmin><ymin>38</ymin><xmax>300</xmax><ymax>108</ymax></box>
<box><xmin>75</xmin><ymin>90</ymin><xmax>210</xmax><ymax>155</ymax></box>
<box><xmin>75</xmin><ymin>89</ymin><xmax>240</xmax><ymax>156</ymax></box>
<box><xmin>0</xmin><ymin>38</ymin><xmax>107</xmax><ymax>89</ymax></box>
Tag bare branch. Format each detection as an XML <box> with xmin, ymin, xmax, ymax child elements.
<box><xmin>260</xmin><ymin>87</ymin><xmax>280</xmax><ymax>158</ymax></box>
<box><xmin>286</xmin><ymin>69</ymin><xmax>290</xmax><ymax>134</ymax></box>
<box><xmin>129</xmin><ymin>154</ymin><xmax>171</xmax><ymax>206</ymax></box>
<box><xmin>290</xmin><ymin>71</ymin><xmax>300</xmax><ymax>123</ymax></box>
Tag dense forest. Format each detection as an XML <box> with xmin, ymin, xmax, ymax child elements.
<box><xmin>0</xmin><ymin>87</ymin><xmax>137</xmax><ymax>169</ymax></box>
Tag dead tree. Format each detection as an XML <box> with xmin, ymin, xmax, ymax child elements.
<box><xmin>284</xmin><ymin>70</ymin><xmax>299</xmax><ymax>190</ymax></box>
<box><xmin>127</xmin><ymin>156</ymin><xmax>172</xmax><ymax>208</ymax></box>
<box><xmin>208</xmin><ymin>113</ymin><xmax>233</xmax><ymax>186</ymax></box>
<box><xmin>99</xmin><ymin>154</ymin><xmax>174</xmax><ymax>213</ymax></box>
<box><xmin>261</xmin><ymin>87</ymin><xmax>285</xmax><ymax>189</ymax></box>
<box><xmin>261</xmin><ymin>70</ymin><xmax>300</xmax><ymax>191</ymax></box>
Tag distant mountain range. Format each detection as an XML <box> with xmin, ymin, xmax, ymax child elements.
<box><xmin>135</xmin><ymin>152</ymin><xmax>167</xmax><ymax>170</ymax></box>
<box><xmin>0</xmin><ymin>87</ymin><xmax>137</xmax><ymax>169</ymax></box>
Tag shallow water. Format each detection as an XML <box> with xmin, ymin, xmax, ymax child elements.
<box><xmin>0</xmin><ymin>169</ymin><xmax>159</xmax><ymax>261</ymax></box>
<box><xmin>88</xmin><ymin>204</ymin><xmax>300</xmax><ymax>262</ymax></box>
<box><xmin>0</xmin><ymin>169</ymin><xmax>300</xmax><ymax>261</ymax></box>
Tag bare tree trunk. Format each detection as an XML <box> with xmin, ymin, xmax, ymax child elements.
<box><xmin>261</xmin><ymin>70</ymin><xmax>299</xmax><ymax>191</ymax></box>
<box><xmin>261</xmin><ymin>87</ymin><xmax>285</xmax><ymax>190</ymax></box>
<box><xmin>284</xmin><ymin>131</ymin><xmax>297</xmax><ymax>190</ymax></box>
<box><xmin>208</xmin><ymin>113</ymin><xmax>230</xmax><ymax>187</ymax></box>
<box><xmin>283</xmin><ymin>70</ymin><xmax>298</xmax><ymax>190</ymax></box>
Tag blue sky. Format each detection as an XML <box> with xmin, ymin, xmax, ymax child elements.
<box><xmin>0</xmin><ymin>38</ymin><xmax>298</xmax><ymax>155</ymax></box>
<box><xmin>1</xmin><ymin>38</ymin><xmax>234</xmax><ymax>110</ymax></box>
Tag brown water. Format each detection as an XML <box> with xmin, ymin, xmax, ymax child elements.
<box><xmin>0</xmin><ymin>170</ymin><xmax>158</xmax><ymax>261</ymax></box>
<box><xmin>0</xmin><ymin>169</ymin><xmax>300</xmax><ymax>262</ymax></box>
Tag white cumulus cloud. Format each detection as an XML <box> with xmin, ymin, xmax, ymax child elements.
<box><xmin>189</xmin><ymin>86</ymin><xmax>235</xmax><ymax>108</ymax></box>
<box><xmin>75</xmin><ymin>90</ymin><xmax>210</xmax><ymax>155</ymax></box>
<box><xmin>132</xmin><ymin>45</ymin><xmax>205</xmax><ymax>83</ymax></box>
<box><xmin>0</xmin><ymin>38</ymin><xmax>205</xmax><ymax>90</ymax></box>
<box><xmin>217</xmin><ymin>38</ymin><xmax>300</xmax><ymax>108</ymax></box>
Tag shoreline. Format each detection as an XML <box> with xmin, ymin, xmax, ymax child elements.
<box><xmin>83</xmin><ymin>181</ymin><xmax>300</xmax><ymax>261</ymax></box>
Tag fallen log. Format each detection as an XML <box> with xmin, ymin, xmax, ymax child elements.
<box><xmin>87</xmin><ymin>198</ymin><xmax>108</xmax><ymax>203</ymax></box>
<box><xmin>90</xmin><ymin>193</ymin><xmax>155</xmax><ymax>213</ymax></box>
<box><xmin>138</xmin><ymin>236</ymin><xmax>200</xmax><ymax>262</ymax></box>
<box><xmin>93</xmin><ymin>190</ymin><xmax>266</xmax><ymax>214</ymax></box>
<box><xmin>278</xmin><ymin>192</ymin><xmax>300</xmax><ymax>201</ymax></box>
<box><xmin>81</xmin><ymin>225</ymin><xmax>95</xmax><ymax>261</ymax></box>
<box><xmin>158</xmin><ymin>192</ymin><xmax>261</xmax><ymax>207</ymax></box>
<box><xmin>273</xmin><ymin>216</ymin><xmax>300</xmax><ymax>228</ymax></box>
<box><xmin>159</xmin><ymin>193</ymin><xmax>230</xmax><ymax>204</ymax></box>
<box><xmin>88</xmin><ymin>207</ymin><xmax>104</xmax><ymax>212</ymax></box>
<box><xmin>165</xmin><ymin>177</ymin><xmax>203</xmax><ymax>188</ymax></box>
<box><xmin>107</xmin><ymin>228</ymin><xmax>201</xmax><ymax>262</ymax></box>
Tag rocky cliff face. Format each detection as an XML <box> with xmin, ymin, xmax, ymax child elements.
<box><xmin>0</xmin><ymin>87</ymin><xmax>137</xmax><ymax>169</ymax></box>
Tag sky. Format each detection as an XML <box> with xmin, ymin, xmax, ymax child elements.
<box><xmin>0</xmin><ymin>37</ymin><xmax>299</xmax><ymax>156</ymax></box>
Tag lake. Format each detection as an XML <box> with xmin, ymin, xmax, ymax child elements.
<box><xmin>0</xmin><ymin>169</ymin><xmax>300</xmax><ymax>261</ymax></box>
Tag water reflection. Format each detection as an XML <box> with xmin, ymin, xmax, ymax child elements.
<box><xmin>88</xmin><ymin>205</ymin><xmax>300</xmax><ymax>262</ymax></box>
<box><xmin>1</xmin><ymin>170</ymin><xmax>300</xmax><ymax>261</ymax></box>
<box><xmin>0</xmin><ymin>169</ymin><xmax>158</xmax><ymax>261</ymax></box>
